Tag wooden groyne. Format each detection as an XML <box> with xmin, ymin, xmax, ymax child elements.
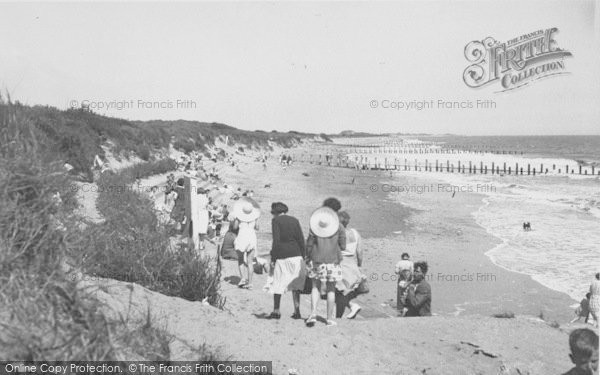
<box><xmin>289</xmin><ymin>144</ymin><xmax>599</xmax><ymax>177</ymax></box>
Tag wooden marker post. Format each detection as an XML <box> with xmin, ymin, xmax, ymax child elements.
<box><xmin>184</xmin><ymin>176</ymin><xmax>200</xmax><ymax>251</ymax></box>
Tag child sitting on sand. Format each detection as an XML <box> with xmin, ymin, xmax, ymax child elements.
<box><xmin>562</xmin><ymin>328</ymin><xmax>598</xmax><ymax>375</ymax></box>
<box><xmin>395</xmin><ymin>253</ymin><xmax>414</xmax><ymax>316</ymax></box>
<box><xmin>571</xmin><ymin>293</ymin><xmax>591</xmax><ymax>324</ymax></box>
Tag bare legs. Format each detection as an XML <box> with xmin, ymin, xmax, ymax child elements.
<box><xmin>272</xmin><ymin>291</ymin><xmax>301</xmax><ymax>317</ymax></box>
<box><xmin>309</xmin><ymin>280</ymin><xmax>336</xmax><ymax>324</ymax></box>
<box><xmin>236</xmin><ymin>249</ymin><xmax>254</xmax><ymax>288</ymax></box>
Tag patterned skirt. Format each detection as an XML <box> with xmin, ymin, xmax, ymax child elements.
<box><xmin>308</xmin><ymin>263</ymin><xmax>343</xmax><ymax>283</ymax></box>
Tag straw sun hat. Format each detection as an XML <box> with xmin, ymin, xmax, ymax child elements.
<box><xmin>309</xmin><ymin>207</ymin><xmax>340</xmax><ymax>238</ymax></box>
<box><xmin>232</xmin><ymin>197</ymin><xmax>261</xmax><ymax>222</ymax></box>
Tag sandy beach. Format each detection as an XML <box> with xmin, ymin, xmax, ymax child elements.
<box><xmin>208</xmin><ymin>150</ymin><xmax>577</xmax><ymax>322</ymax></box>
<box><xmin>79</xmin><ymin>146</ymin><xmax>590</xmax><ymax>374</ymax></box>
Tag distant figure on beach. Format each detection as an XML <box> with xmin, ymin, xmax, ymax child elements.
<box><xmin>523</xmin><ymin>222</ymin><xmax>531</xmax><ymax>231</ymax></box>
<box><xmin>589</xmin><ymin>273</ymin><xmax>600</xmax><ymax>328</ymax></box>
<box><xmin>405</xmin><ymin>261</ymin><xmax>431</xmax><ymax>317</ymax></box>
<box><xmin>165</xmin><ymin>173</ymin><xmax>176</xmax><ymax>204</ymax></box>
<box><xmin>561</xmin><ymin>328</ymin><xmax>598</xmax><ymax>375</ymax></box>
<box><xmin>335</xmin><ymin>211</ymin><xmax>366</xmax><ymax>319</ymax></box>
<box><xmin>170</xmin><ymin>178</ymin><xmax>186</xmax><ymax>230</ymax></box>
<box><xmin>305</xmin><ymin>198</ymin><xmax>346</xmax><ymax>327</ymax></box>
<box><xmin>190</xmin><ymin>188</ymin><xmax>209</xmax><ymax>251</ymax></box>
<box><xmin>233</xmin><ymin>198</ymin><xmax>261</xmax><ymax>290</ymax></box>
<box><xmin>571</xmin><ymin>293</ymin><xmax>591</xmax><ymax>324</ymax></box>
<box><xmin>267</xmin><ymin>202</ymin><xmax>307</xmax><ymax>320</ymax></box>
<box><xmin>395</xmin><ymin>253</ymin><xmax>414</xmax><ymax>317</ymax></box>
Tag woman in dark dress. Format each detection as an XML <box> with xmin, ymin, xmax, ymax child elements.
<box><xmin>267</xmin><ymin>202</ymin><xmax>307</xmax><ymax>320</ymax></box>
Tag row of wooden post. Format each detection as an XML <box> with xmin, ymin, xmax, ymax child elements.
<box><xmin>292</xmin><ymin>153</ymin><xmax>599</xmax><ymax>176</ymax></box>
<box><xmin>311</xmin><ymin>146</ymin><xmax>523</xmax><ymax>156</ymax></box>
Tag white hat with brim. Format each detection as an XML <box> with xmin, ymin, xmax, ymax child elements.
<box><xmin>232</xmin><ymin>197</ymin><xmax>261</xmax><ymax>222</ymax></box>
<box><xmin>309</xmin><ymin>207</ymin><xmax>340</xmax><ymax>238</ymax></box>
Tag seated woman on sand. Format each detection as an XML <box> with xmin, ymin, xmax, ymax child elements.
<box><xmin>305</xmin><ymin>199</ymin><xmax>346</xmax><ymax>327</ymax></box>
<box><xmin>266</xmin><ymin>202</ymin><xmax>307</xmax><ymax>320</ymax></box>
<box><xmin>405</xmin><ymin>261</ymin><xmax>432</xmax><ymax>317</ymax></box>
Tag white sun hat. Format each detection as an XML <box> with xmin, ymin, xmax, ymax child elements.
<box><xmin>232</xmin><ymin>197</ymin><xmax>261</xmax><ymax>222</ymax></box>
<box><xmin>309</xmin><ymin>206</ymin><xmax>340</xmax><ymax>238</ymax></box>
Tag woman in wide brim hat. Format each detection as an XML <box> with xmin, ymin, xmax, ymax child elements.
<box><xmin>305</xmin><ymin>204</ymin><xmax>345</xmax><ymax>327</ymax></box>
<box><xmin>232</xmin><ymin>197</ymin><xmax>261</xmax><ymax>289</ymax></box>
<box><xmin>309</xmin><ymin>206</ymin><xmax>340</xmax><ymax>237</ymax></box>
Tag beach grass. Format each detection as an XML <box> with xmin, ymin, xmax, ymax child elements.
<box><xmin>5</xmin><ymin>102</ymin><xmax>316</xmax><ymax>181</ymax></box>
<box><xmin>0</xmin><ymin>99</ymin><xmax>180</xmax><ymax>360</ymax></box>
<box><xmin>80</xmin><ymin>160</ymin><xmax>225</xmax><ymax>308</ymax></box>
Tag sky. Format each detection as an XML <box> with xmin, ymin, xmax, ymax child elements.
<box><xmin>0</xmin><ymin>1</ymin><xmax>599</xmax><ymax>135</ymax></box>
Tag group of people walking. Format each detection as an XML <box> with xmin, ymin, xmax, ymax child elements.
<box><xmin>222</xmin><ymin>197</ymin><xmax>368</xmax><ymax>326</ymax></box>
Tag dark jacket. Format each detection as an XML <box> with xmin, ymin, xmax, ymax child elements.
<box><xmin>271</xmin><ymin>214</ymin><xmax>305</xmax><ymax>262</ymax></box>
<box><xmin>306</xmin><ymin>225</ymin><xmax>345</xmax><ymax>265</ymax></box>
<box><xmin>405</xmin><ymin>279</ymin><xmax>432</xmax><ymax>317</ymax></box>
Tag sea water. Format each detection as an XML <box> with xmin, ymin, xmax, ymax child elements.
<box><xmin>380</xmin><ymin>136</ymin><xmax>600</xmax><ymax>302</ymax></box>
<box><xmin>412</xmin><ymin>136</ymin><xmax>600</xmax><ymax>301</ymax></box>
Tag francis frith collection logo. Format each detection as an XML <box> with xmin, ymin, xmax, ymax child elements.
<box><xmin>463</xmin><ymin>28</ymin><xmax>572</xmax><ymax>92</ymax></box>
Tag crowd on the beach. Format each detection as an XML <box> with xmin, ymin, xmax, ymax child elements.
<box><xmin>157</xmin><ymin>150</ymin><xmax>433</xmax><ymax>326</ymax></box>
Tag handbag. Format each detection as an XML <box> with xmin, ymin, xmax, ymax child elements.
<box><xmin>356</xmin><ymin>278</ymin><xmax>369</xmax><ymax>294</ymax></box>
<box><xmin>300</xmin><ymin>276</ymin><xmax>312</xmax><ymax>294</ymax></box>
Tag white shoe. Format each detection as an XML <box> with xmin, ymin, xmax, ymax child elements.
<box><xmin>345</xmin><ymin>304</ymin><xmax>361</xmax><ymax>319</ymax></box>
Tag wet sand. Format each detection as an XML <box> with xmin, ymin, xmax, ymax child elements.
<box><xmin>216</xmin><ymin>155</ymin><xmax>575</xmax><ymax>322</ymax></box>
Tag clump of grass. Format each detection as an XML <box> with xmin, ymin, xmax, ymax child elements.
<box><xmin>492</xmin><ymin>312</ymin><xmax>515</xmax><ymax>319</ymax></box>
<box><xmin>83</xmin><ymin>165</ymin><xmax>225</xmax><ymax>308</ymax></box>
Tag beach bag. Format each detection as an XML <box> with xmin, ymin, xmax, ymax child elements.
<box><xmin>301</xmin><ymin>276</ymin><xmax>312</xmax><ymax>295</ymax></box>
<box><xmin>356</xmin><ymin>278</ymin><xmax>369</xmax><ymax>295</ymax></box>
<box><xmin>253</xmin><ymin>261</ymin><xmax>264</xmax><ymax>275</ymax></box>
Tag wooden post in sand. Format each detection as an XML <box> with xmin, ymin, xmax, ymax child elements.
<box><xmin>184</xmin><ymin>176</ymin><xmax>200</xmax><ymax>251</ymax></box>
<box><xmin>446</xmin><ymin>160</ymin><xmax>450</xmax><ymax>172</ymax></box>
<box><xmin>480</xmin><ymin>162</ymin><xmax>484</xmax><ymax>174</ymax></box>
<box><xmin>516</xmin><ymin>163</ymin><xmax>519</xmax><ymax>175</ymax></box>
<box><xmin>566</xmin><ymin>165</ymin><xmax>569</xmax><ymax>174</ymax></box>
<box><xmin>579</xmin><ymin>165</ymin><xmax>582</xmax><ymax>174</ymax></box>
<box><xmin>491</xmin><ymin>162</ymin><xmax>495</xmax><ymax>174</ymax></box>
<box><xmin>592</xmin><ymin>166</ymin><xmax>595</xmax><ymax>175</ymax></box>
<box><xmin>405</xmin><ymin>159</ymin><xmax>408</xmax><ymax>171</ymax></box>
<box><xmin>527</xmin><ymin>164</ymin><xmax>530</xmax><ymax>175</ymax></box>
<box><xmin>503</xmin><ymin>162</ymin><xmax>506</xmax><ymax>174</ymax></box>
<box><xmin>435</xmin><ymin>160</ymin><xmax>439</xmax><ymax>172</ymax></box>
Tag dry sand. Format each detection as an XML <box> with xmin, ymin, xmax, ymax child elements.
<box><xmin>80</xmin><ymin>148</ymin><xmax>591</xmax><ymax>374</ymax></box>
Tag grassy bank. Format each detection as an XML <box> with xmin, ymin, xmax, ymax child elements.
<box><xmin>0</xmin><ymin>100</ymin><xmax>223</xmax><ymax>360</ymax></box>
<box><xmin>0</xmin><ymin>100</ymin><xmax>173</xmax><ymax>360</ymax></box>
<box><xmin>4</xmin><ymin>102</ymin><xmax>321</xmax><ymax>181</ymax></box>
